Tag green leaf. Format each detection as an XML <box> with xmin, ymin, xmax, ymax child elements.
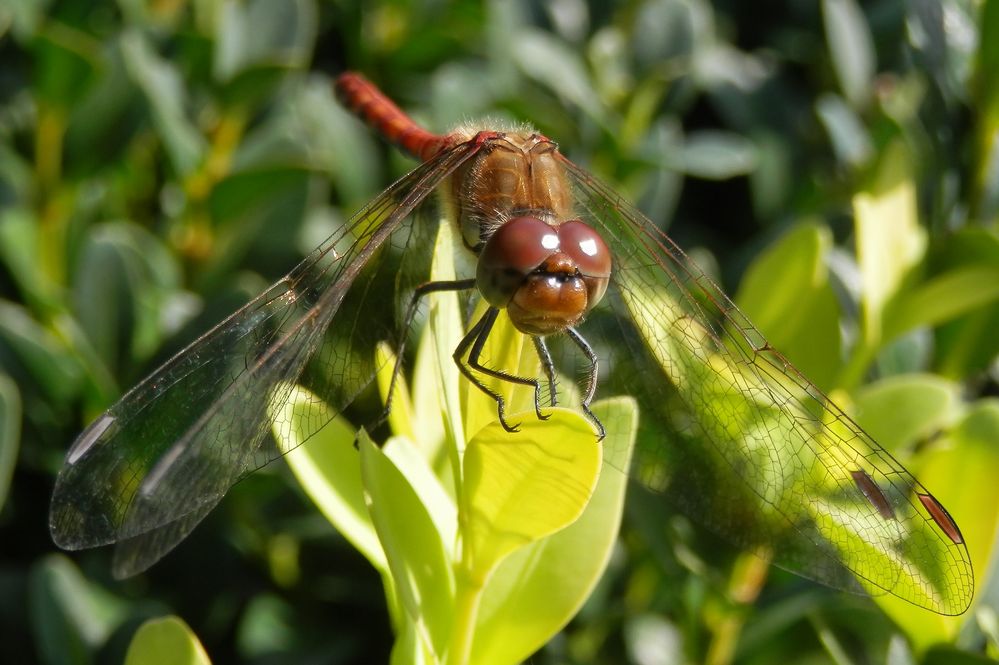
<box><xmin>0</xmin><ymin>300</ymin><xmax>83</xmax><ymax>404</ymax></box>
<box><xmin>511</xmin><ymin>29</ymin><xmax>605</xmax><ymax>124</ymax></box>
<box><xmin>815</xmin><ymin>93</ymin><xmax>873</xmax><ymax>167</ymax></box>
<box><xmin>376</xmin><ymin>342</ymin><xmax>415</xmax><ymax>443</ymax></box>
<box><xmin>664</xmin><ymin>130</ymin><xmax>759</xmax><ymax>180</ymax></box>
<box><xmin>851</xmin><ymin>374</ymin><xmax>962</xmax><ymax>452</ymax></box>
<box><xmin>33</xmin><ymin>22</ymin><xmax>101</xmax><ymax>107</ymax></box>
<box><xmin>631</xmin><ymin>0</ymin><xmax>698</xmax><ymax>66</ymax></box>
<box><xmin>972</xmin><ymin>0</ymin><xmax>999</xmax><ymax>219</ymax></box>
<box><xmin>854</xmin><ymin>139</ymin><xmax>926</xmax><ymax>346</ymax></box>
<box><xmin>120</xmin><ymin>30</ymin><xmax>206</xmax><ymax>176</ymax></box>
<box><xmin>360</xmin><ymin>432</ymin><xmax>454</xmax><ymax>657</ymax></box>
<box><xmin>428</xmin><ymin>219</ymin><xmax>468</xmax><ymax>458</ymax></box>
<box><xmin>281</xmin><ymin>78</ymin><xmax>381</xmax><ymax>206</ymax></box>
<box><xmin>459</xmin><ymin>409</ymin><xmax>602</xmax><ymax>585</ymax></box>
<box><xmin>822</xmin><ymin>0</ymin><xmax>875</xmax><ymax>108</ymax></box>
<box><xmin>931</xmin><ymin>228</ymin><xmax>999</xmax><ymax>377</ymax></box>
<box><xmin>213</xmin><ymin>0</ymin><xmax>317</xmax><ymax>82</ymax></box>
<box><xmin>214</xmin><ymin>0</ymin><xmax>317</xmax><ymax>108</ymax></box>
<box><xmin>270</xmin><ymin>385</ymin><xmax>387</xmax><ymax>573</ymax></box>
<box><xmin>883</xmin><ymin>266</ymin><xmax>999</xmax><ymax>342</ymax></box>
<box><xmin>71</xmin><ymin>223</ymin><xmax>182</xmax><ymax>372</ymax></box>
<box><xmin>382</xmin><ymin>436</ymin><xmax>457</xmax><ymax>552</ymax></box>
<box><xmin>124</xmin><ymin>616</ymin><xmax>212</xmax><ymax>665</ymax></box>
<box><xmin>924</xmin><ymin>647</ymin><xmax>999</xmax><ymax>665</ymax></box>
<box><xmin>470</xmin><ymin>397</ymin><xmax>638</xmax><ymax>665</ymax></box>
<box><xmin>875</xmin><ymin>401</ymin><xmax>999</xmax><ymax>647</ymax></box>
<box><xmin>735</xmin><ymin>222</ymin><xmax>841</xmax><ymax>390</ymax></box>
<box><xmin>28</xmin><ymin>555</ymin><xmax>129</xmax><ymax>665</ymax></box>
<box><xmin>0</xmin><ymin>207</ymin><xmax>54</xmax><ymax>309</ymax></box>
<box><xmin>236</xmin><ymin>595</ymin><xmax>295</xmax><ymax>658</ymax></box>
<box><xmin>0</xmin><ymin>373</ymin><xmax>20</xmax><ymax>509</ymax></box>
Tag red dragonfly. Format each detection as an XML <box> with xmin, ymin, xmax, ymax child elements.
<box><xmin>50</xmin><ymin>73</ymin><xmax>973</xmax><ymax>615</ymax></box>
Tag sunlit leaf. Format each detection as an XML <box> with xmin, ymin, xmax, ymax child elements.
<box><xmin>376</xmin><ymin>342</ymin><xmax>415</xmax><ymax>442</ymax></box>
<box><xmin>471</xmin><ymin>398</ymin><xmax>637</xmax><ymax>665</ymax></box>
<box><xmin>736</xmin><ymin>222</ymin><xmax>840</xmax><ymax>390</ymax></box>
<box><xmin>429</xmin><ymin>219</ymin><xmax>470</xmax><ymax>458</ymax></box>
<box><xmin>852</xmin><ymin>374</ymin><xmax>962</xmax><ymax>452</ymax></box>
<box><xmin>459</xmin><ymin>409</ymin><xmax>601</xmax><ymax>585</ymax></box>
<box><xmin>271</xmin><ymin>385</ymin><xmax>386</xmax><ymax>572</ymax></box>
<box><xmin>360</xmin><ymin>432</ymin><xmax>454</xmax><ymax>657</ymax></box>
<box><xmin>884</xmin><ymin>266</ymin><xmax>999</xmax><ymax>341</ymax></box>
<box><xmin>854</xmin><ymin>139</ymin><xmax>926</xmax><ymax>346</ymax></box>
<box><xmin>124</xmin><ymin>616</ymin><xmax>212</xmax><ymax>665</ymax></box>
<box><xmin>876</xmin><ymin>402</ymin><xmax>999</xmax><ymax>647</ymax></box>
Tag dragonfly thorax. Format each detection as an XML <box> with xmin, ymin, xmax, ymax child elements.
<box><xmin>451</xmin><ymin>132</ymin><xmax>575</xmax><ymax>252</ymax></box>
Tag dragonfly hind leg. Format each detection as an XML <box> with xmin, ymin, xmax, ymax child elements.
<box><xmin>380</xmin><ymin>278</ymin><xmax>477</xmax><ymax>429</ymax></box>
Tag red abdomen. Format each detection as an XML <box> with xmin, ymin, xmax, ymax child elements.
<box><xmin>334</xmin><ymin>73</ymin><xmax>449</xmax><ymax>162</ymax></box>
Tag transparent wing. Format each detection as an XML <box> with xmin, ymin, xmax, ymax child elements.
<box><xmin>49</xmin><ymin>140</ymin><xmax>483</xmax><ymax>578</ymax></box>
<box><xmin>558</xmin><ymin>156</ymin><xmax>974</xmax><ymax>615</ymax></box>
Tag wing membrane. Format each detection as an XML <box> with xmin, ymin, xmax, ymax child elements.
<box><xmin>49</xmin><ymin>141</ymin><xmax>482</xmax><ymax>577</ymax></box>
<box><xmin>559</xmin><ymin>155</ymin><xmax>974</xmax><ymax>615</ymax></box>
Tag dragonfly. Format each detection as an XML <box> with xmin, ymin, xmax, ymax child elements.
<box><xmin>50</xmin><ymin>72</ymin><xmax>973</xmax><ymax>615</ymax></box>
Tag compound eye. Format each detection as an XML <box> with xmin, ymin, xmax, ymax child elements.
<box><xmin>481</xmin><ymin>217</ymin><xmax>558</xmax><ymax>273</ymax></box>
<box><xmin>557</xmin><ymin>220</ymin><xmax>611</xmax><ymax>278</ymax></box>
<box><xmin>477</xmin><ymin>217</ymin><xmax>559</xmax><ymax>307</ymax></box>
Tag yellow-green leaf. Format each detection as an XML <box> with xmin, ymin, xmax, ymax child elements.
<box><xmin>270</xmin><ymin>385</ymin><xmax>386</xmax><ymax>573</ymax></box>
<box><xmin>428</xmin><ymin>218</ymin><xmax>468</xmax><ymax>462</ymax></box>
<box><xmin>124</xmin><ymin>616</ymin><xmax>211</xmax><ymax>665</ymax></box>
<box><xmin>854</xmin><ymin>139</ymin><xmax>926</xmax><ymax>345</ymax></box>
<box><xmin>360</xmin><ymin>432</ymin><xmax>454</xmax><ymax>657</ymax></box>
<box><xmin>459</xmin><ymin>408</ymin><xmax>602</xmax><ymax>585</ymax></box>
<box><xmin>470</xmin><ymin>397</ymin><xmax>638</xmax><ymax>665</ymax></box>
<box><xmin>376</xmin><ymin>341</ymin><xmax>415</xmax><ymax>442</ymax></box>
<box><xmin>877</xmin><ymin>401</ymin><xmax>999</xmax><ymax>648</ymax></box>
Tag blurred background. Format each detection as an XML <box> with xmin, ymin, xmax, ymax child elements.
<box><xmin>3</xmin><ymin>0</ymin><xmax>999</xmax><ymax>663</ymax></box>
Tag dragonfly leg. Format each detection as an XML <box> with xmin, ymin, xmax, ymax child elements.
<box><xmin>532</xmin><ymin>336</ymin><xmax>558</xmax><ymax>410</ymax></box>
<box><xmin>455</xmin><ymin>307</ymin><xmax>550</xmax><ymax>432</ymax></box>
<box><xmin>565</xmin><ymin>327</ymin><xmax>605</xmax><ymax>440</ymax></box>
<box><xmin>382</xmin><ymin>278</ymin><xmax>477</xmax><ymax>424</ymax></box>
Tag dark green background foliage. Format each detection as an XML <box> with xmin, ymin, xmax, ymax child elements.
<box><xmin>2</xmin><ymin>0</ymin><xmax>999</xmax><ymax>663</ymax></box>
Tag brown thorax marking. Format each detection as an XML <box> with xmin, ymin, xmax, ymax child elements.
<box><xmin>449</xmin><ymin>133</ymin><xmax>574</xmax><ymax>253</ymax></box>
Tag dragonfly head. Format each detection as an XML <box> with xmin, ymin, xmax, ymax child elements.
<box><xmin>477</xmin><ymin>216</ymin><xmax>610</xmax><ymax>336</ymax></box>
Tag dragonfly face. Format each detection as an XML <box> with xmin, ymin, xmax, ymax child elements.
<box><xmin>451</xmin><ymin>131</ymin><xmax>611</xmax><ymax>335</ymax></box>
<box><xmin>48</xmin><ymin>72</ymin><xmax>975</xmax><ymax>616</ymax></box>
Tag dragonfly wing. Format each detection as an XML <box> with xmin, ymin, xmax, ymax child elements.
<box><xmin>560</xmin><ymin>156</ymin><xmax>974</xmax><ymax>615</ymax></box>
<box><xmin>50</xmin><ymin>141</ymin><xmax>483</xmax><ymax>575</ymax></box>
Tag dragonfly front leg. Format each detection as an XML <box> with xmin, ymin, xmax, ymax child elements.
<box><xmin>454</xmin><ymin>307</ymin><xmax>552</xmax><ymax>432</ymax></box>
<box><xmin>533</xmin><ymin>335</ymin><xmax>558</xmax><ymax>409</ymax></box>
<box><xmin>566</xmin><ymin>327</ymin><xmax>605</xmax><ymax>440</ymax></box>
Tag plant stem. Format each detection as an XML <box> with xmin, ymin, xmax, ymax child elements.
<box><xmin>447</xmin><ymin>570</ymin><xmax>483</xmax><ymax>665</ymax></box>
<box><xmin>705</xmin><ymin>549</ymin><xmax>772</xmax><ymax>665</ymax></box>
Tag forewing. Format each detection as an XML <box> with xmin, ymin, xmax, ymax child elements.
<box><xmin>49</xmin><ymin>140</ymin><xmax>482</xmax><ymax>577</ymax></box>
<box><xmin>559</xmin><ymin>156</ymin><xmax>974</xmax><ymax>615</ymax></box>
